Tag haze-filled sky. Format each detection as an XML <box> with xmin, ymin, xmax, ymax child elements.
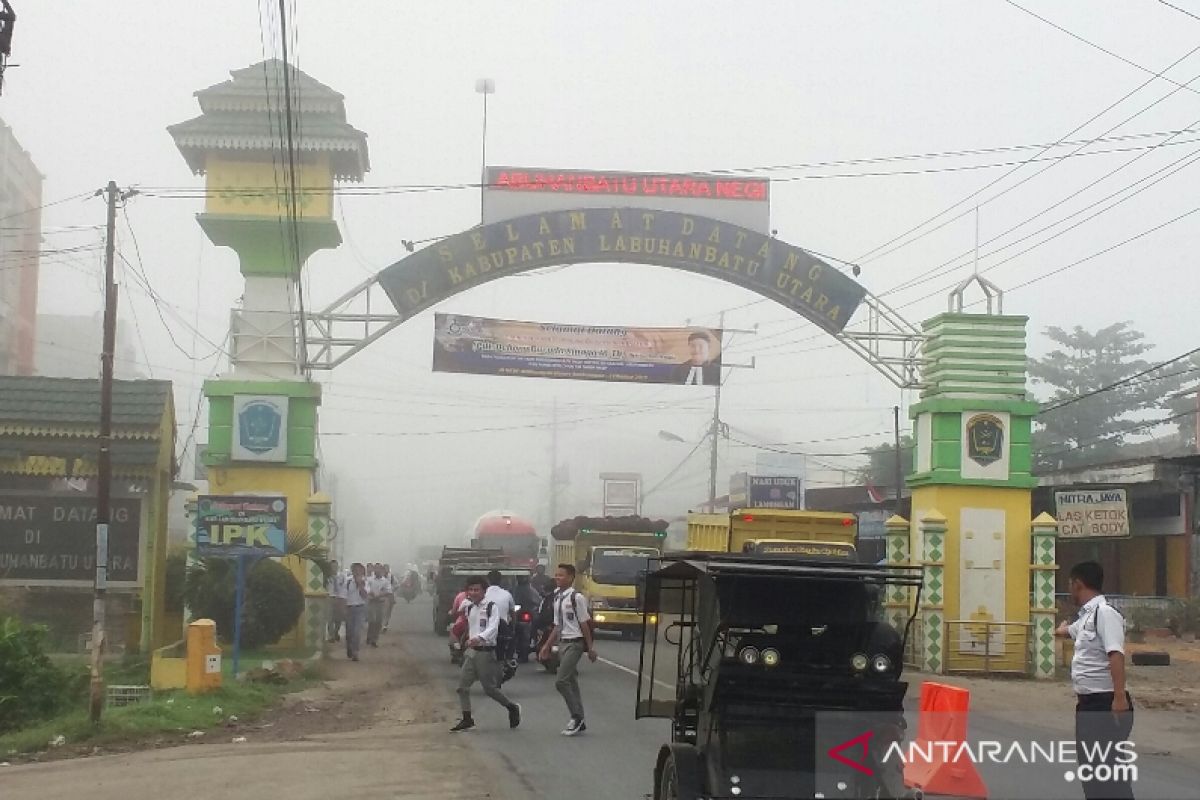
<box><xmin>6</xmin><ymin>1</ymin><xmax>1199</xmax><ymax>561</ymax></box>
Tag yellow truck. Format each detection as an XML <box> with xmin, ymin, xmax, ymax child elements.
<box><xmin>552</xmin><ymin>523</ymin><xmax>665</xmax><ymax>638</ymax></box>
<box><xmin>686</xmin><ymin>508</ymin><xmax>859</xmax><ymax>559</ymax></box>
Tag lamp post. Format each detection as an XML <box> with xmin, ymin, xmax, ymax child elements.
<box><xmin>475</xmin><ymin>78</ymin><xmax>495</xmax><ymax>225</ymax></box>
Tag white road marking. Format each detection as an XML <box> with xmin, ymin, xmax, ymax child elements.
<box><xmin>597</xmin><ymin>656</ymin><xmax>674</xmax><ymax>691</ymax></box>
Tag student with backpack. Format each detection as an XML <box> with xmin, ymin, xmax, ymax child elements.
<box><xmin>538</xmin><ymin>563</ymin><xmax>597</xmax><ymax>736</ymax></box>
<box><xmin>450</xmin><ymin>575</ymin><xmax>522</xmax><ymax>732</ymax></box>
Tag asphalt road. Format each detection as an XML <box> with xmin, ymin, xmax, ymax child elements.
<box><xmin>401</xmin><ymin>596</ymin><xmax>674</xmax><ymax>799</ymax></box>
<box><xmin>6</xmin><ymin>598</ymin><xmax>1197</xmax><ymax>800</ymax></box>
<box><xmin>397</xmin><ymin>597</ymin><xmax>1200</xmax><ymax>800</ymax></box>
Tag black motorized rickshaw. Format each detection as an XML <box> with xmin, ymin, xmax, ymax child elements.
<box><xmin>635</xmin><ymin>551</ymin><xmax>925</xmax><ymax>800</ymax></box>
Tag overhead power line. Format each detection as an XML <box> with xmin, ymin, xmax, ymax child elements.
<box><xmin>643</xmin><ymin>434</ymin><xmax>711</xmax><ymax>498</ymax></box>
<box><xmin>849</xmin><ymin>43</ymin><xmax>1200</xmax><ymax>266</ymax></box>
<box><xmin>1036</xmin><ymin>408</ymin><xmax>1199</xmax><ymax>463</ymax></box>
<box><xmin>1159</xmin><ymin>0</ymin><xmax>1200</xmax><ymax>23</ymax></box>
<box><xmin>882</xmin><ymin>127</ymin><xmax>1200</xmax><ymax>298</ymax></box>
<box><xmin>1039</xmin><ymin>347</ymin><xmax>1200</xmax><ymax>413</ymax></box>
<box><xmin>1006</xmin><ymin>0</ymin><xmax>1200</xmax><ymax>95</ymax></box>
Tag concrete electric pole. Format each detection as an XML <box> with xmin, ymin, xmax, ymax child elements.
<box><xmin>90</xmin><ymin>180</ymin><xmax>136</xmax><ymax>724</ymax></box>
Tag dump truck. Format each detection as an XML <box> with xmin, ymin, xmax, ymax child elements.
<box><xmin>430</xmin><ymin>546</ymin><xmax>522</xmax><ymax>634</ymax></box>
<box><xmin>550</xmin><ymin>515</ymin><xmax>669</xmax><ymax>638</ymax></box>
<box><xmin>686</xmin><ymin>508</ymin><xmax>860</xmax><ymax>560</ymax></box>
<box><xmin>635</xmin><ymin>551</ymin><xmax>925</xmax><ymax>799</ymax></box>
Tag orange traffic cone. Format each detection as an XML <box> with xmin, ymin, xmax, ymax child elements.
<box><xmin>903</xmin><ymin>681</ymin><xmax>989</xmax><ymax>799</ymax></box>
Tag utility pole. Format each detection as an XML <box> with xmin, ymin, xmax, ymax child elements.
<box><xmin>708</xmin><ymin>315</ymin><xmax>725</xmax><ymax>507</ymax></box>
<box><xmin>893</xmin><ymin>404</ymin><xmax>904</xmax><ymax>509</ymax></box>
<box><xmin>90</xmin><ymin>180</ymin><xmax>120</xmax><ymax>724</ymax></box>
<box><xmin>549</xmin><ymin>398</ymin><xmax>559</xmax><ymax>525</ymax></box>
<box><xmin>703</xmin><ymin>310</ymin><xmax>757</xmax><ymax>510</ymax></box>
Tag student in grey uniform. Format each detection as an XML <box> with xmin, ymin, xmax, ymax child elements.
<box><xmin>326</xmin><ymin>560</ymin><xmax>345</xmax><ymax>643</ymax></box>
<box><xmin>450</xmin><ymin>575</ymin><xmax>521</xmax><ymax>732</ymax></box>
<box><xmin>1056</xmin><ymin>561</ymin><xmax>1135</xmax><ymax>800</ymax></box>
<box><xmin>538</xmin><ymin>563</ymin><xmax>597</xmax><ymax>736</ymax></box>
<box><xmin>343</xmin><ymin>562</ymin><xmax>369</xmax><ymax>661</ymax></box>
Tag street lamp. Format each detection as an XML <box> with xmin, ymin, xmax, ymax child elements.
<box><xmin>658</xmin><ymin>430</ymin><xmax>687</xmax><ymax>443</ymax></box>
<box><xmin>475</xmin><ymin>78</ymin><xmax>495</xmax><ymax>225</ymax></box>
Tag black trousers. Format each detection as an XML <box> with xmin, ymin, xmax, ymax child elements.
<box><xmin>1075</xmin><ymin>691</ymin><xmax>1135</xmax><ymax>800</ymax></box>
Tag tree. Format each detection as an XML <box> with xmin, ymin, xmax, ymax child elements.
<box><xmin>1164</xmin><ymin>353</ymin><xmax>1200</xmax><ymax>451</ymax></box>
<box><xmin>1029</xmin><ymin>323</ymin><xmax>1185</xmax><ymax>469</ymax></box>
<box><xmin>856</xmin><ymin>436</ymin><xmax>914</xmax><ymax>489</ymax></box>
<box><xmin>183</xmin><ymin>559</ymin><xmax>305</xmax><ymax>649</ymax></box>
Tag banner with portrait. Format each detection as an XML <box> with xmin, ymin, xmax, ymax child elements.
<box><xmin>432</xmin><ymin>314</ymin><xmax>724</xmax><ymax>386</ymax></box>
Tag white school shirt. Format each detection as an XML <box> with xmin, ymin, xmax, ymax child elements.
<box><xmin>327</xmin><ymin>571</ymin><xmax>345</xmax><ymax>598</ymax></box>
<box><xmin>367</xmin><ymin>575</ymin><xmax>391</xmax><ymax>599</ymax></box>
<box><xmin>553</xmin><ymin>588</ymin><xmax>591</xmax><ymax>640</ymax></box>
<box><xmin>1067</xmin><ymin>594</ymin><xmax>1126</xmax><ymax>695</ymax></box>
<box><xmin>463</xmin><ymin>599</ymin><xmax>501</xmax><ymax>646</ymax></box>
<box><xmin>485</xmin><ymin>584</ymin><xmax>514</xmax><ymax>621</ymax></box>
<box><xmin>343</xmin><ymin>574</ymin><xmax>369</xmax><ymax>607</ymax></box>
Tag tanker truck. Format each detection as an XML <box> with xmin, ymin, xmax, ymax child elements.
<box><xmin>551</xmin><ymin>515</ymin><xmax>669</xmax><ymax>638</ymax></box>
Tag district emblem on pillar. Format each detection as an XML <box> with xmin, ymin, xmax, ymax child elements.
<box><xmin>965</xmin><ymin>413</ymin><xmax>1004</xmax><ymax>466</ymax></box>
<box><xmin>233</xmin><ymin>395</ymin><xmax>289</xmax><ymax>461</ymax></box>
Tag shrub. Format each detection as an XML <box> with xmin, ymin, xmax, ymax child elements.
<box><xmin>183</xmin><ymin>559</ymin><xmax>305</xmax><ymax>649</ymax></box>
<box><xmin>1167</xmin><ymin>598</ymin><xmax>1200</xmax><ymax>637</ymax></box>
<box><xmin>0</xmin><ymin>617</ymin><xmax>74</xmax><ymax>733</ymax></box>
<box><xmin>1128</xmin><ymin>604</ymin><xmax>1168</xmax><ymax>633</ymax></box>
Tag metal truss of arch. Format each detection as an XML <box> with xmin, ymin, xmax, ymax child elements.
<box><xmin>302</xmin><ymin>274</ymin><xmax>926</xmax><ymax>390</ymax></box>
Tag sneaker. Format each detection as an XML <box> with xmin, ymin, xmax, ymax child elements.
<box><xmin>450</xmin><ymin>717</ymin><xmax>475</xmax><ymax>733</ymax></box>
<box><xmin>351</xmin><ymin>655</ymin><xmax>359</xmax><ymax>662</ymax></box>
<box><xmin>561</xmin><ymin>718</ymin><xmax>585</xmax><ymax>736</ymax></box>
<box><xmin>508</xmin><ymin>703</ymin><xmax>522</xmax><ymax>729</ymax></box>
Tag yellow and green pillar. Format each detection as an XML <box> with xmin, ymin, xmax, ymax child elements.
<box><xmin>168</xmin><ymin>60</ymin><xmax>369</xmax><ymax>648</ymax></box>
<box><xmin>907</xmin><ymin>311</ymin><xmax>1045</xmax><ymax>674</ymax></box>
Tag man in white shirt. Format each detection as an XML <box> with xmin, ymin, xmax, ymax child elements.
<box><xmin>451</xmin><ymin>576</ymin><xmax>521</xmax><ymax>732</ymax></box>
<box><xmin>342</xmin><ymin>563</ymin><xmax>369</xmax><ymax>661</ymax></box>
<box><xmin>1056</xmin><ymin>561</ymin><xmax>1135</xmax><ymax>800</ymax></box>
<box><xmin>326</xmin><ymin>560</ymin><xmax>346</xmax><ymax>644</ymax></box>
<box><xmin>381</xmin><ymin>564</ymin><xmax>398</xmax><ymax>633</ymax></box>
<box><xmin>538</xmin><ymin>563</ymin><xmax>597</xmax><ymax>736</ymax></box>
<box><xmin>366</xmin><ymin>564</ymin><xmax>390</xmax><ymax>647</ymax></box>
<box><xmin>486</xmin><ymin>569</ymin><xmax>516</xmax><ymax>661</ymax></box>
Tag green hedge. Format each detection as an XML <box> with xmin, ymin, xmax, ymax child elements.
<box><xmin>0</xmin><ymin>617</ymin><xmax>79</xmax><ymax>734</ymax></box>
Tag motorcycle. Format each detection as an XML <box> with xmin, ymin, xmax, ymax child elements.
<box><xmin>511</xmin><ymin>603</ymin><xmax>535</xmax><ymax>663</ymax></box>
<box><xmin>400</xmin><ymin>573</ymin><xmax>419</xmax><ymax>603</ymax></box>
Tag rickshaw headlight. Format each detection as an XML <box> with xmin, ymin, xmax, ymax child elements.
<box><xmin>851</xmin><ymin>653</ymin><xmax>869</xmax><ymax>672</ymax></box>
<box><xmin>761</xmin><ymin>648</ymin><xmax>781</xmax><ymax>667</ymax></box>
<box><xmin>738</xmin><ymin>646</ymin><xmax>760</xmax><ymax>665</ymax></box>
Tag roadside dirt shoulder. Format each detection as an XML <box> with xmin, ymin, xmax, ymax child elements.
<box><xmin>1</xmin><ymin>635</ymin><xmax>524</xmax><ymax>800</ymax></box>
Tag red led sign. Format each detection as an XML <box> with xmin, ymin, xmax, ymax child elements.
<box><xmin>489</xmin><ymin>168</ymin><xmax>769</xmax><ymax>202</ymax></box>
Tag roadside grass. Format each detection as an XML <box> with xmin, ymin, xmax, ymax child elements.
<box><xmin>0</xmin><ymin>667</ymin><xmax>317</xmax><ymax>757</ymax></box>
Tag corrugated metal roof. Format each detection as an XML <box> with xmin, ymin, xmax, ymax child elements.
<box><xmin>0</xmin><ymin>376</ymin><xmax>172</xmax><ymax>430</ymax></box>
